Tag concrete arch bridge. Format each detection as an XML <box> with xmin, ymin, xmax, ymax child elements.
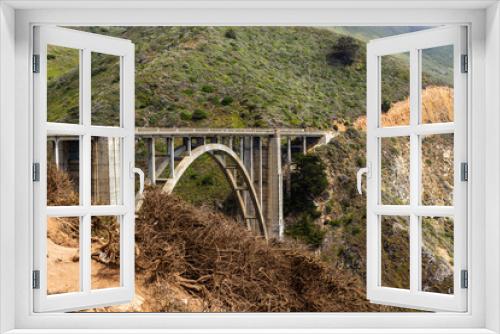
<box><xmin>135</xmin><ymin>128</ymin><xmax>335</xmax><ymax>240</ymax></box>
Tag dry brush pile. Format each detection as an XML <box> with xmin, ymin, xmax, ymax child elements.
<box><xmin>47</xmin><ymin>164</ymin><xmax>120</xmax><ymax>267</ymax></box>
<box><xmin>134</xmin><ymin>189</ymin><xmax>398</xmax><ymax>312</ymax></box>
<box><xmin>47</xmin><ymin>165</ymin><xmax>401</xmax><ymax>312</ymax></box>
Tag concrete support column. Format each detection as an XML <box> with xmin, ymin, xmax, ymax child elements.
<box><xmin>239</xmin><ymin>137</ymin><xmax>244</xmax><ymax>161</ymax></box>
<box><xmin>91</xmin><ymin>137</ymin><xmax>112</xmax><ymax>204</ymax></box>
<box><xmin>242</xmin><ymin>136</ymin><xmax>255</xmax><ymax>230</ymax></box>
<box><xmin>146</xmin><ymin>137</ymin><xmax>156</xmax><ymax>185</ymax></box>
<box><xmin>187</xmin><ymin>137</ymin><xmax>192</xmax><ymax>156</ymax></box>
<box><xmin>228</xmin><ymin>136</ymin><xmax>233</xmax><ymax>150</ymax></box>
<box><xmin>286</xmin><ymin>136</ymin><xmax>292</xmax><ymax>200</ymax></box>
<box><xmin>287</xmin><ymin>137</ymin><xmax>292</xmax><ymax>163</ymax></box>
<box><xmin>258</xmin><ymin>137</ymin><xmax>263</xmax><ymax>209</ymax></box>
<box><xmin>244</xmin><ymin>136</ymin><xmax>254</xmax><ymax>180</ymax></box>
<box><xmin>169</xmin><ymin>137</ymin><xmax>175</xmax><ymax>178</ymax></box>
<box><xmin>267</xmin><ymin>132</ymin><xmax>284</xmax><ymax>240</ymax></box>
<box><xmin>302</xmin><ymin>136</ymin><xmax>307</xmax><ymax>155</ymax></box>
<box><xmin>54</xmin><ymin>138</ymin><xmax>60</xmax><ymax>169</ymax></box>
<box><xmin>107</xmin><ymin>137</ymin><xmax>120</xmax><ymax>205</ymax></box>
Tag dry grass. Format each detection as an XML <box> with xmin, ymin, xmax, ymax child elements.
<box><xmin>355</xmin><ymin>86</ymin><xmax>453</xmax><ymax>130</ymax></box>
<box><xmin>134</xmin><ymin>189</ymin><xmax>400</xmax><ymax>312</ymax></box>
<box><xmin>46</xmin><ymin>164</ymin><xmax>80</xmax><ymax>242</ymax></box>
<box><xmin>47</xmin><ymin>163</ymin><xmax>79</xmax><ymax>206</ymax></box>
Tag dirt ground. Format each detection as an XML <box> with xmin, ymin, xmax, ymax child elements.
<box><xmin>47</xmin><ymin>216</ymin><xmax>206</xmax><ymax>312</ymax></box>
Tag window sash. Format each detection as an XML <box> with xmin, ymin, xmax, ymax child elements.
<box><xmin>32</xmin><ymin>26</ymin><xmax>136</xmax><ymax>313</ymax></box>
<box><xmin>366</xmin><ymin>25</ymin><xmax>468</xmax><ymax>312</ymax></box>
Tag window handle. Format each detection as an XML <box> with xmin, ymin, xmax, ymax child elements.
<box><xmin>357</xmin><ymin>163</ymin><xmax>371</xmax><ymax>195</ymax></box>
<box><xmin>133</xmin><ymin>167</ymin><xmax>145</xmax><ymax>196</ymax></box>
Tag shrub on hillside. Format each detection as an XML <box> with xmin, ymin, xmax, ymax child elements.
<box><xmin>381</xmin><ymin>99</ymin><xmax>391</xmax><ymax>113</ymax></box>
<box><xmin>224</xmin><ymin>29</ymin><xmax>237</xmax><ymax>39</ymax></box>
<box><xmin>220</xmin><ymin>96</ymin><xmax>234</xmax><ymax>106</ymax></box>
<box><xmin>191</xmin><ymin>109</ymin><xmax>209</xmax><ymax>121</ymax></box>
<box><xmin>201</xmin><ymin>85</ymin><xmax>214</xmax><ymax>93</ymax></box>
<box><xmin>180</xmin><ymin>111</ymin><xmax>192</xmax><ymax>121</ymax></box>
<box><xmin>327</xmin><ymin>36</ymin><xmax>360</xmax><ymax>66</ymax></box>
<box><xmin>286</xmin><ymin>213</ymin><xmax>326</xmax><ymax>249</ymax></box>
<box><xmin>288</xmin><ymin>154</ymin><xmax>328</xmax><ymax>214</ymax></box>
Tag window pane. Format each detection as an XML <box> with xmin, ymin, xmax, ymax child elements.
<box><xmin>47</xmin><ymin>45</ymin><xmax>80</xmax><ymax>124</ymax></box>
<box><xmin>380</xmin><ymin>137</ymin><xmax>410</xmax><ymax>205</ymax></box>
<box><xmin>380</xmin><ymin>52</ymin><xmax>410</xmax><ymax>127</ymax></box>
<box><xmin>421</xmin><ymin>134</ymin><xmax>454</xmax><ymax>206</ymax></box>
<box><xmin>91</xmin><ymin>216</ymin><xmax>121</xmax><ymax>289</ymax></box>
<box><xmin>91</xmin><ymin>137</ymin><xmax>122</xmax><ymax>205</ymax></box>
<box><xmin>421</xmin><ymin>217</ymin><xmax>454</xmax><ymax>294</ymax></box>
<box><xmin>47</xmin><ymin>136</ymin><xmax>80</xmax><ymax>206</ymax></box>
<box><xmin>381</xmin><ymin>216</ymin><xmax>410</xmax><ymax>289</ymax></box>
<box><xmin>91</xmin><ymin>52</ymin><xmax>121</xmax><ymax>126</ymax></box>
<box><xmin>47</xmin><ymin>216</ymin><xmax>80</xmax><ymax>295</ymax></box>
<box><xmin>421</xmin><ymin>45</ymin><xmax>454</xmax><ymax>124</ymax></box>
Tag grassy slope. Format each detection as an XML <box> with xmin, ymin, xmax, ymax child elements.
<box><xmin>173</xmin><ymin>154</ymin><xmax>236</xmax><ymax>210</ymax></box>
<box><xmin>52</xmin><ymin>26</ymin><xmax>449</xmax><ymax>129</ymax></box>
<box><xmin>331</xmin><ymin>26</ymin><xmax>454</xmax><ymax>87</ymax></box>
<box><xmin>331</xmin><ymin>26</ymin><xmax>427</xmax><ymax>41</ymax></box>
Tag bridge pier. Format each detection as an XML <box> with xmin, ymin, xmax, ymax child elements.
<box><xmin>167</xmin><ymin>137</ymin><xmax>174</xmax><ymax>178</ymax></box>
<box><xmin>242</xmin><ymin>136</ymin><xmax>256</xmax><ymax>231</ymax></box>
<box><xmin>285</xmin><ymin>137</ymin><xmax>292</xmax><ymax>200</ymax></box>
<box><xmin>267</xmin><ymin>132</ymin><xmax>284</xmax><ymax>240</ymax></box>
<box><xmin>146</xmin><ymin>137</ymin><xmax>156</xmax><ymax>185</ymax></box>
<box><xmin>184</xmin><ymin>137</ymin><xmax>192</xmax><ymax>156</ymax></box>
<box><xmin>257</xmin><ymin>137</ymin><xmax>263</xmax><ymax>209</ymax></box>
<box><xmin>54</xmin><ymin>137</ymin><xmax>60</xmax><ymax>169</ymax></box>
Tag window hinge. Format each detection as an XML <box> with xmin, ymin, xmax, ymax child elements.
<box><xmin>461</xmin><ymin>269</ymin><xmax>468</xmax><ymax>289</ymax></box>
<box><xmin>461</xmin><ymin>54</ymin><xmax>468</xmax><ymax>73</ymax></box>
<box><xmin>32</xmin><ymin>270</ymin><xmax>40</xmax><ymax>289</ymax></box>
<box><xmin>32</xmin><ymin>162</ymin><xmax>40</xmax><ymax>182</ymax></box>
<box><xmin>32</xmin><ymin>55</ymin><xmax>40</xmax><ymax>73</ymax></box>
<box><xmin>461</xmin><ymin>162</ymin><xmax>468</xmax><ymax>182</ymax></box>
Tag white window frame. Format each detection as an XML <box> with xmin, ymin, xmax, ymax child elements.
<box><xmin>32</xmin><ymin>26</ymin><xmax>136</xmax><ymax>312</ymax></box>
<box><xmin>365</xmin><ymin>26</ymin><xmax>468</xmax><ymax>312</ymax></box>
<box><xmin>0</xmin><ymin>1</ymin><xmax>499</xmax><ymax>333</ymax></box>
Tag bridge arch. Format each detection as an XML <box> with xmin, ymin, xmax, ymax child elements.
<box><xmin>161</xmin><ymin>143</ymin><xmax>268</xmax><ymax>239</ymax></box>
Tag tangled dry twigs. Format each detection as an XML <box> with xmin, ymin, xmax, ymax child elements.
<box><xmin>135</xmin><ymin>189</ymin><xmax>398</xmax><ymax>312</ymax></box>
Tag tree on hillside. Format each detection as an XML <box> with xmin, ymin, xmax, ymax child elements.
<box><xmin>285</xmin><ymin>153</ymin><xmax>328</xmax><ymax>248</ymax></box>
<box><xmin>288</xmin><ymin>154</ymin><xmax>328</xmax><ymax>214</ymax></box>
<box><xmin>327</xmin><ymin>36</ymin><xmax>361</xmax><ymax>66</ymax></box>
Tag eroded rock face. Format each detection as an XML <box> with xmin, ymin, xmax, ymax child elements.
<box><xmin>305</xmin><ymin>99</ymin><xmax>454</xmax><ymax>295</ymax></box>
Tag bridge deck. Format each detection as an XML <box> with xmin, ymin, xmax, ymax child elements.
<box><xmin>136</xmin><ymin>127</ymin><xmax>331</xmax><ymax>137</ymax></box>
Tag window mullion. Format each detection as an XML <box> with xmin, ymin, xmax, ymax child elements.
<box><xmin>81</xmin><ymin>49</ymin><xmax>92</xmax><ymax>293</ymax></box>
<box><xmin>409</xmin><ymin>48</ymin><xmax>421</xmax><ymax>293</ymax></box>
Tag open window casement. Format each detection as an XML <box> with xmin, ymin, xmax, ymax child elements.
<box><xmin>33</xmin><ymin>26</ymin><xmax>136</xmax><ymax>312</ymax></box>
<box><xmin>363</xmin><ymin>25</ymin><xmax>468</xmax><ymax>312</ymax></box>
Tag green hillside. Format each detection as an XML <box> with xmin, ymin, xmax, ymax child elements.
<box><xmin>49</xmin><ymin>26</ymin><xmax>449</xmax><ymax>129</ymax></box>
<box><xmin>331</xmin><ymin>26</ymin><xmax>427</xmax><ymax>41</ymax></box>
<box><xmin>47</xmin><ymin>25</ymin><xmax>453</xmax><ymax>219</ymax></box>
<box><xmin>331</xmin><ymin>26</ymin><xmax>454</xmax><ymax>87</ymax></box>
